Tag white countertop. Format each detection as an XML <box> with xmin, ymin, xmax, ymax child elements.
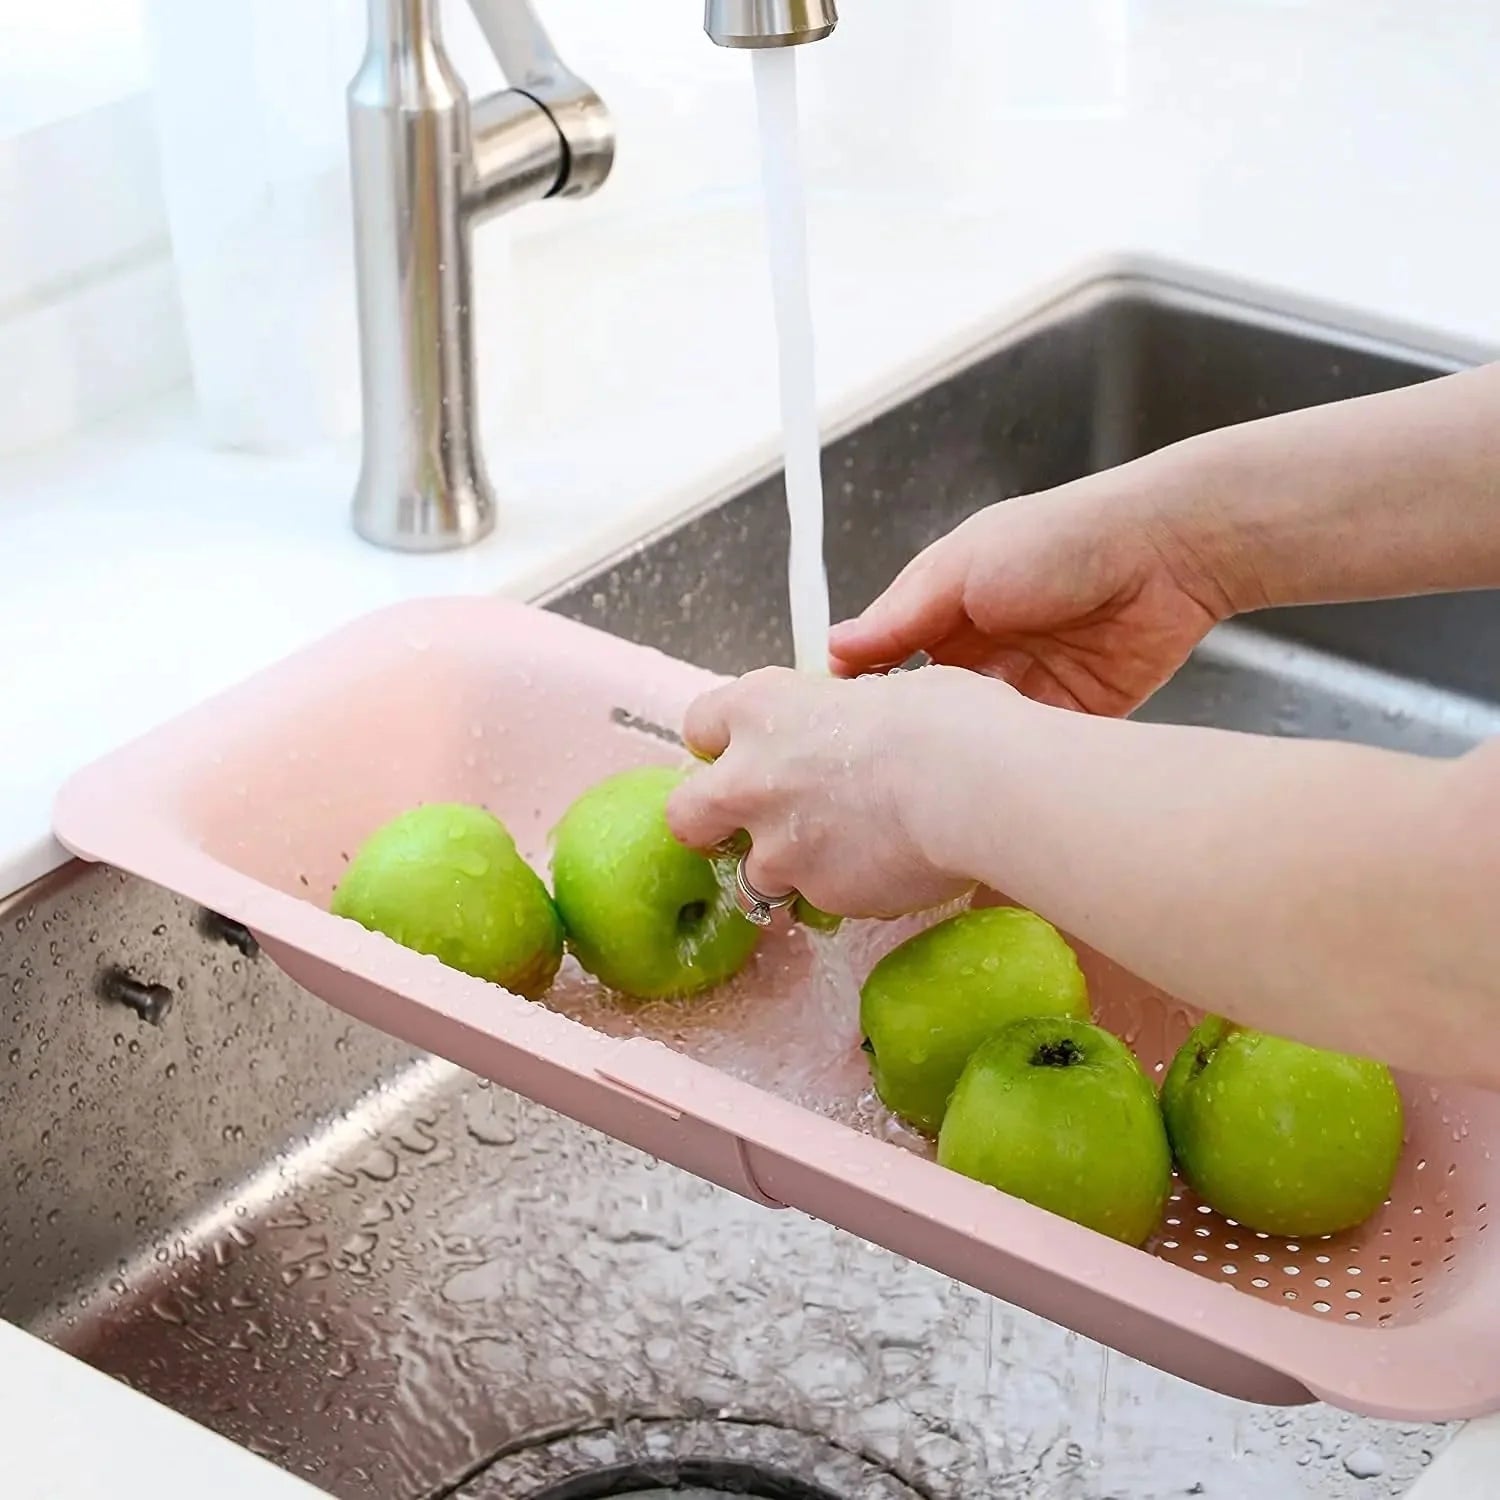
<box><xmin>0</xmin><ymin>1322</ymin><xmax>323</xmax><ymax>1499</ymax></box>
<box><xmin>5</xmin><ymin>2</ymin><xmax>1500</xmax><ymax>1494</ymax></box>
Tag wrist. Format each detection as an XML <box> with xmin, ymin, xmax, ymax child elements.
<box><xmin>1121</xmin><ymin>429</ymin><xmax>1273</xmax><ymax>619</ymax></box>
<box><xmin>890</xmin><ymin>670</ymin><xmax>1037</xmax><ymax>883</ymax></box>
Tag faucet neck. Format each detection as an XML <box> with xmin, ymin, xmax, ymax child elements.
<box><xmin>359</xmin><ymin>0</ymin><xmax>455</xmax><ymax>94</ymax></box>
<box><xmin>366</xmin><ymin>0</ymin><xmax>434</xmax><ymax>50</ymax></box>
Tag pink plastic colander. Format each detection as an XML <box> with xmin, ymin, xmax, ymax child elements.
<box><xmin>52</xmin><ymin>597</ymin><xmax>1500</xmax><ymax>1420</ymax></box>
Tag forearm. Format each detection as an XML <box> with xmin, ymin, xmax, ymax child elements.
<box><xmin>1133</xmin><ymin>361</ymin><xmax>1500</xmax><ymax>612</ymax></box>
<box><xmin>915</xmin><ymin>680</ymin><xmax>1500</xmax><ymax>1085</ymax></box>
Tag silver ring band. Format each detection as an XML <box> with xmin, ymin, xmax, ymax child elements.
<box><xmin>734</xmin><ymin>854</ymin><xmax>797</xmax><ymax>928</ymax></box>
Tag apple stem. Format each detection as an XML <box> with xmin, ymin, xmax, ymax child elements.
<box><xmin>1032</xmin><ymin>1039</ymin><xmax>1085</xmax><ymax>1068</ymax></box>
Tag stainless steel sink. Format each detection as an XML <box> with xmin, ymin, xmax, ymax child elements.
<box><xmin>4</xmin><ymin>267</ymin><xmax>1493</xmax><ymax>1498</ymax></box>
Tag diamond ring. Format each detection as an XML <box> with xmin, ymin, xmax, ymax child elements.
<box><xmin>733</xmin><ymin>855</ymin><xmax>797</xmax><ymax>928</ymax></box>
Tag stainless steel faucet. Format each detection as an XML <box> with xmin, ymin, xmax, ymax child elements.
<box><xmin>347</xmin><ymin>0</ymin><xmax>836</xmax><ymax>552</ymax></box>
<box><xmin>348</xmin><ymin>0</ymin><xmax>613</xmax><ymax>552</ymax></box>
<box><xmin>704</xmin><ymin>0</ymin><xmax>839</xmax><ymax>50</ymax></box>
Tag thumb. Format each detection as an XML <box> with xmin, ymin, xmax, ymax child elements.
<box><xmin>829</xmin><ymin>536</ymin><xmax>970</xmax><ymax>675</ymax></box>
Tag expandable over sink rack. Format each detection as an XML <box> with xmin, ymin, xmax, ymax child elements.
<box><xmin>53</xmin><ymin>597</ymin><xmax>1500</xmax><ymax>1421</ymax></box>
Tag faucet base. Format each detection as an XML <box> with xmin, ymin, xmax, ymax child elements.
<box><xmin>351</xmin><ymin>478</ymin><xmax>497</xmax><ymax>554</ymax></box>
<box><xmin>347</xmin><ymin>0</ymin><xmax>612</xmax><ymax>555</ymax></box>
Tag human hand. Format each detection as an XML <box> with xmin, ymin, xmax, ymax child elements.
<box><xmin>665</xmin><ymin>665</ymin><xmax>997</xmax><ymax>919</ymax></box>
<box><xmin>828</xmin><ymin>470</ymin><xmax>1233</xmax><ymax>715</ymax></box>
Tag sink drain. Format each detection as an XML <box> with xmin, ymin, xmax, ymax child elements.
<box><xmin>453</xmin><ymin>1419</ymin><xmax>927</xmax><ymax>1500</ymax></box>
<box><xmin>524</xmin><ymin>1460</ymin><xmax>836</xmax><ymax>1498</ymax></box>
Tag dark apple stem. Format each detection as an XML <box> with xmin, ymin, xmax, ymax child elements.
<box><xmin>1032</xmin><ymin>1039</ymin><xmax>1085</xmax><ymax>1068</ymax></box>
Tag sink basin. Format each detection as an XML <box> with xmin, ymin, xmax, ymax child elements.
<box><xmin>5</xmin><ymin>265</ymin><xmax>1491</xmax><ymax>1498</ymax></box>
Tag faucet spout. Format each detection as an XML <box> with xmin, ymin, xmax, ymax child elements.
<box><xmin>348</xmin><ymin>0</ymin><xmax>613</xmax><ymax>552</ymax></box>
<box><xmin>704</xmin><ymin>0</ymin><xmax>839</xmax><ymax>49</ymax></box>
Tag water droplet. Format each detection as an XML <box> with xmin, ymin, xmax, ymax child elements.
<box><xmin>1342</xmin><ymin>1446</ymin><xmax>1386</xmax><ymax>1479</ymax></box>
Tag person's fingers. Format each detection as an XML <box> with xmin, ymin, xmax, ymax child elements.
<box><xmin>682</xmin><ymin>665</ymin><xmax>802</xmax><ymax>754</ymax></box>
<box><xmin>831</xmin><ymin>626</ymin><xmax>1005</xmax><ymax>680</ymax></box>
<box><xmin>664</xmin><ymin>765</ymin><xmax>747</xmax><ymax>852</ymax></box>
<box><xmin>827</xmin><ymin>536</ymin><xmax>971</xmax><ymax>673</ymax></box>
<box><xmin>742</xmin><ymin>837</ymin><xmax>799</xmax><ymax>899</ymax></box>
<box><xmin>666</xmin><ymin>756</ymin><xmax>774</xmax><ymax>852</ymax></box>
<box><xmin>666</xmin><ymin>770</ymin><xmax>805</xmax><ymax>905</ymax></box>
<box><xmin>680</xmin><ymin>683</ymin><xmax>737</xmax><ymax>762</ymax></box>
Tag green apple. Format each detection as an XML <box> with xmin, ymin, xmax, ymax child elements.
<box><xmin>792</xmin><ymin>896</ymin><xmax>843</xmax><ymax>935</ymax></box>
<box><xmin>860</xmin><ymin>907</ymin><xmax>1090</xmax><ymax>1134</ymax></box>
<box><xmin>552</xmin><ymin>765</ymin><xmax>759</xmax><ymax>1000</ymax></box>
<box><xmin>938</xmin><ymin>1017</ymin><xmax>1171</xmax><ymax>1246</ymax></box>
<box><xmin>331</xmin><ymin>803</ymin><xmax>562</xmax><ymax>998</ymax></box>
<box><xmin>1161</xmin><ymin>1016</ymin><xmax>1404</xmax><ymax>1237</ymax></box>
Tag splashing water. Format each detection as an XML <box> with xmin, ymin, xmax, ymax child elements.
<box><xmin>753</xmin><ymin>48</ymin><xmax>831</xmax><ymax>674</ymax></box>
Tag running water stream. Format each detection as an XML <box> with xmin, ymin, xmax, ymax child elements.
<box><xmin>752</xmin><ymin>47</ymin><xmax>831</xmax><ymax>674</ymax></box>
<box><xmin>748</xmin><ymin>40</ymin><xmax>1130</xmax><ymax>1459</ymax></box>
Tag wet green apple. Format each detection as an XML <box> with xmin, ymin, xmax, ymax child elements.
<box><xmin>860</xmin><ymin>907</ymin><xmax>1090</xmax><ymax>1134</ymax></box>
<box><xmin>1161</xmin><ymin>1016</ymin><xmax>1404</xmax><ymax>1237</ymax></box>
<box><xmin>792</xmin><ymin>896</ymin><xmax>843</xmax><ymax>935</ymax></box>
<box><xmin>552</xmin><ymin>765</ymin><xmax>759</xmax><ymax>1000</ymax></box>
<box><xmin>331</xmin><ymin>803</ymin><xmax>562</xmax><ymax>998</ymax></box>
<box><xmin>938</xmin><ymin>1017</ymin><xmax>1171</xmax><ymax>1246</ymax></box>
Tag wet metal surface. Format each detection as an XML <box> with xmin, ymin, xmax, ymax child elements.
<box><xmin>450</xmin><ymin>1421</ymin><xmax>926</xmax><ymax>1497</ymax></box>
<box><xmin>2</xmin><ymin>274</ymin><xmax>1490</xmax><ymax>1497</ymax></box>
